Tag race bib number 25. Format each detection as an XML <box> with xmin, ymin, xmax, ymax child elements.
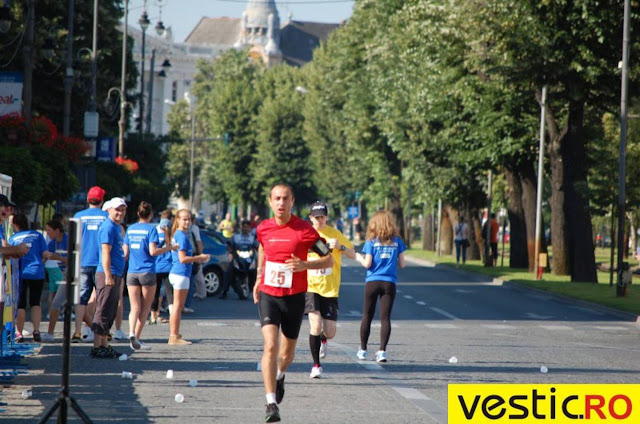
<box><xmin>264</xmin><ymin>261</ymin><xmax>293</xmax><ymax>288</ymax></box>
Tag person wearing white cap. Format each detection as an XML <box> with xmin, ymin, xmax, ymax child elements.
<box><xmin>90</xmin><ymin>197</ymin><xmax>127</xmax><ymax>358</ymax></box>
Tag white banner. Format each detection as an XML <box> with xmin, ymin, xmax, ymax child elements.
<box><xmin>0</xmin><ymin>72</ymin><xmax>22</xmax><ymax>117</ymax></box>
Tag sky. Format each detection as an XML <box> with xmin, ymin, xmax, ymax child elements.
<box><xmin>127</xmin><ymin>0</ymin><xmax>355</xmax><ymax>43</ymax></box>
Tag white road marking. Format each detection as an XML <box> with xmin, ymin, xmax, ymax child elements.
<box><xmin>416</xmin><ymin>301</ymin><xmax>426</xmax><ymax>306</ymax></box>
<box><xmin>429</xmin><ymin>307</ymin><xmax>460</xmax><ymax>320</ymax></box>
<box><xmin>454</xmin><ymin>289</ymin><xmax>474</xmax><ymax>294</ymax></box>
<box><xmin>197</xmin><ymin>322</ymin><xmax>227</xmax><ymax>326</ymax></box>
<box><xmin>482</xmin><ymin>324</ymin><xmax>515</xmax><ymax>330</ymax></box>
<box><xmin>256</xmin><ymin>362</ymin><xmax>261</xmax><ymax>371</ymax></box>
<box><xmin>425</xmin><ymin>323</ymin><xmax>458</xmax><ymax>329</ymax></box>
<box><xmin>403</xmin><ymin>295</ymin><xmax>414</xmax><ymax>300</ymax></box>
<box><xmin>358</xmin><ymin>361</ymin><xmax>384</xmax><ymax>371</ymax></box>
<box><xmin>594</xmin><ymin>326</ymin><xmax>628</xmax><ymax>331</ymax></box>
<box><xmin>372</xmin><ymin>323</ymin><xmax>399</xmax><ymax>328</ymax></box>
<box><xmin>523</xmin><ymin>312</ymin><xmax>554</xmax><ymax>320</ymax></box>
<box><xmin>392</xmin><ymin>387</ymin><xmax>430</xmax><ymax>400</ymax></box>
<box><xmin>347</xmin><ymin>310</ymin><xmax>363</xmax><ymax>317</ymax></box>
<box><xmin>539</xmin><ymin>325</ymin><xmax>573</xmax><ymax>331</ymax></box>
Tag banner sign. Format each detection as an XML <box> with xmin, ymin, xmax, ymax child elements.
<box><xmin>449</xmin><ymin>384</ymin><xmax>640</xmax><ymax>423</ymax></box>
<box><xmin>0</xmin><ymin>72</ymin><xmax>23</xmax><ymax>117</ymax></box>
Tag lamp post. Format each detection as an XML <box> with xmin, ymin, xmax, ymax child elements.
<box><xmin>138</xmin><ymin>8</ymin><xmax>150</xmax><ymax>141</ymax></box>
<box><xmin>118</xmin><ymin>0</ymin><xmax>128</xmax><ymax>157</ymax></box>
<box><xmin>62</xmin><ymin>0</ymin><xmax>75</xmax><ymax>137</ymax></box>
<box><xmin>616</xmin><ymin>0</ymin><xmax>631</xmax><ymax>297</ymax></box>
<box><xmin>185</xmin><ymin>91</ymin><xmax>196</xmax><ymax>210</ymax></box>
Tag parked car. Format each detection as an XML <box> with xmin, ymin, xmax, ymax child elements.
<box><xmin>200</xmin><ymin>229</ymin><xmax>231</xmax><ymax>296</ymax></box>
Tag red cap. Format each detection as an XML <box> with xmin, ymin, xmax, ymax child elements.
<box><xmin>87</xmin><ymin>186</ymin><xmax>105</xmax><ymax>202</ymax></box>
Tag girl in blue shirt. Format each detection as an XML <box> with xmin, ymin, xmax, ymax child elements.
<box><xmin>355</xmin><ymin>211</ymin><xmax>406</xmax><ymax>363</ymax></box>
<box><xmin>123</xmin><ymin>202</ymin><xmax>176</xmax><ymax>350</ymax></box>
<box><xmin>9</xmin><ymin>214</ymin><xmax>52</xmax><ymax>342</ymax></box>
<box><xmin>168</xmin><ymin>209</ymin><xmax>209</xmax><ymax>345</ymax></box>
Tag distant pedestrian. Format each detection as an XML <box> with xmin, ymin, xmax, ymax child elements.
<box><xmin>355</xmin><ymin>211</ymin><xmax>406</xmax><ymax>363</ymax></box>
<box><xmin>454</xmin><ymin>216</ymin><xmax>469</xmax><ymax>268</ymax></box>
<box><xmin>9</xmin><ymin>214</ymin><xmax>51</xmax><ymax>342</ymax></box>
<box><xmin>42</xmin><ymin>219</ymin><xmax>68</xmax><ymax>342</ymax></box>
<box><xmin>150</xmin><ymin>210</ymin><xmax>174</xmax><ymax>325</ymax></box>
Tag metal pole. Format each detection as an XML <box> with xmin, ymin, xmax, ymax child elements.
<box><xmin>616</xmin><ymin>0</ymin><xmax>630</xmax><ymax>296</ymax></box>
<box><xmin>610</xmin><ymin>202</ymin><xmax>616</xmax><ymax>286</ymax></box>
<box><xmin>118</xmin><ymin>0</ymin><xmax>128</xmax><ymax>157</ymax></box>
<box><xmin>22</xmin><ymin>0</ymin><xmax>34</xmax><ymax>125</ymax></box>
<box><xmin>89</xmin><ymin>0</ymin><xmax>98</xmax><ymax>112</ymax></box>
<box><xmin>145</xmin><ymin>48</ymin><xmax>155</xmax><ymax>134</ymax></box>
<box><xmin>189</xmin><ymin>110</ymin><xmax>195</xmax><ymax>210</ymax></box>
<box><xmin>436</xmin><ymin>198</ymin><xmax>442</xmax><ymax>257</ymax></box>
<box><xmin>534</xmin><ymin>85</ymin><xmax>547</xmax><ymax>276</ymax></box>
<box><xmin>63</xmin><ymin>0</ymin><xmax>75</xmax><ymax>137</ymax></box>
<box><xmin>138</xmin><ymin>26</ymin><xmax>146</xmax><ymax>142</ymax></box>
<box><xmin>484</xmin><ymin>170</ymin><xmax>493</xmax><ymax>266</ymax></box>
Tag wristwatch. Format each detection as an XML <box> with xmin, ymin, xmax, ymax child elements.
<box><xmin>340</xmin><ymin>245</ymin><xmax>346</xmax><ymax>252</ymax></box>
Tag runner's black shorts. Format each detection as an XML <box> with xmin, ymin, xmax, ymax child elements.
<box><xmin>304</xmin><ymin>292</ymin><xmax>339</xmax><ymax>321</ymax></box>
<box><xmin>258</xmin><ymin>291</ymin><xmax>306</xmax><ymax>339</ymax></box>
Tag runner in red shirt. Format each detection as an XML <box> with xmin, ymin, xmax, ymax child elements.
<box><xmin>254</xmin><ymin>184</ymin><xmax>334</xmax><ymax>423</ymax></box>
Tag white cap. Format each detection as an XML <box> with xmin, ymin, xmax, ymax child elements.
<box><xmin>102</xmin><ymin>197</ymin><xmax>127</xmax><ymax>211</ymax></box>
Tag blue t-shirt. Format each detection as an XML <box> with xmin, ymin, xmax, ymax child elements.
<box><xmin>154</xmin><ymin>225</ymin><xmax>172</xmax><ymax>274</ymax></box>
<box><xmin>0</xmin><ymin>224</ymin><xmax>4</xmax><ymax>242</ymax></box>
<box><xmin>362</xmin><ymin>236</ymin><xmax>406</xmax><ymax>284</ymax></box>
<box><xmin>73</xmin><ymin>207</ymin><xmax>109</xmax><ymax>267</ymax></box>
<box><xmin>47</xmin><ymin>234</ymin><xmax>69</xmax><ymax>273</ymax></box>
<box><xmin>124</xmin><ymin>223</ymin><xmax>159</xmax><ymax>274</ymax></box>
<box><xmin>96</xmin><ymin>219</ymin><xmax>126</xmax><ymax>277</ymax></box>
<box><xmin>9</xmin><ymin>230</ymin><xmax>48</xmax><ymax>280</ymax></box>
<box><xmin>170</xmin><ymin>230</ymin><xmax>193</xmax><ymax>277</ymax></box>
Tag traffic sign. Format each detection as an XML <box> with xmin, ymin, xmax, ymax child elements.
<box><xmin>348</xmin><ymin>206</ymin><xmax>359</xmax><ymax>219</ymax></box>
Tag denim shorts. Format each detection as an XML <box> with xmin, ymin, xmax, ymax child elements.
<box><xmin>79</xmin><ymin>266</ymin><xmax>97</xmax><ymax>305</ymax></box>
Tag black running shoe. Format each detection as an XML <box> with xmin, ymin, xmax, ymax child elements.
<box><xmin>89</xmin><ymin>347</ymin><xmax>102</xmax><ymax>357</ymax></box>
<box><xmin>129</xmin><ymin>336</ymin><xmax>141</xmax><ymax>350</ymax></box>
<box><xmin>275</xmin><ymin>375</ymin><xmax>285</xmax><ymax>404</ymax></box>
<box><xmin>265</xmin><ymin>403</ymin><xmax>280</xmax><ymax>423</ymax></box>
<box><xmin>103</xmin><ymin>345</ymin><xmax>122</xmax><ymax>358</ymax></box>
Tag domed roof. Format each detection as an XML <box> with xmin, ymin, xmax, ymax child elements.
<box><xmin>245</xmin><ymin>0</ymin><xmax>278</xmax><ymax>28</ymax></box>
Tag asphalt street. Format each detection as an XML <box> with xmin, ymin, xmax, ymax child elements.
<box><xmin>4</xmin><ymin>257</ymin><xmax>640</xmax><ymax>423</ymax></box>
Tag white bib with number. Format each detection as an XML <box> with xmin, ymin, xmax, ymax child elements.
<box><xmin>308</xmin><ymin>267</ymin><xmax>332</xmax><ymax>277</ymax></box>
<box><xmin>264</xmin><ymin>261</ymin><xmax>293</xmax><ymax>288</ymax></box>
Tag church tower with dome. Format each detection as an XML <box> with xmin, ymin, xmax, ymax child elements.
<box><xmin>234</xmin><ymin>0</ymin><xmax>283</xmax><ymax>66</ymax></box>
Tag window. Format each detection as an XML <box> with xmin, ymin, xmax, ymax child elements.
<box><xmin>171</xmin><ymin>81</ymin><xmax>177</xmax><ymax>102</ymax></box>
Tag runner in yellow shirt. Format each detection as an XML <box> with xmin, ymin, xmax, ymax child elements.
<box><xmin>305</xmin><ymin>201</ymin><xmax>356</xmax><ymax>378</ymax></box>
<box><xmin>218</xmin><ymin>212</ymin><xmax>234</xmax><ymax>239</ymax></box>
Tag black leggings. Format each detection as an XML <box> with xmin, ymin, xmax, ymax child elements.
<box><xmin>360</xmin><ymin>281</ymin><xmax>396</xmax><ymax>352</ymax></box>
<box><xmin>18</xmin><ymin>279</ymin><xmax>44</xmax><ymax>309</ymax></box>
<box><xmin>151</xmin><ymin>273</ymin><xmax>169</xmax><ymax>312</ymax></box>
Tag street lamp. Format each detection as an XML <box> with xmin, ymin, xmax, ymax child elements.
<box><xmin>138</xmin><ymin>8</ymin><xmax>150</xmax><ymax>141</ymax></box>
<box><xmin>145</xmin><ymin>53</ymin><xmax>171</xmax><ymax>135</ymax></box>
<box><xmin>184</xmin><ymin>91</ymin><xmax>196</xmax><ymax>210</ymax></box>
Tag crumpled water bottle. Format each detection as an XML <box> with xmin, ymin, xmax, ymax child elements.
<box><xmin>166</xmin><ymin>369</ymin><xmax>174</xmax><ymax>379</ymax></box>
<box><xmin>175</xmin><ymin>393</ymin><xmax>184</xmax><ymax>403</ymax></box>
<box><xmin>189</xmin><ymin>379</ymin><xmax>197</xmax><ymax>387</ymax></box>
<box><xmin>121</xmin><ymin>371</ymin><xmax>133</xmax><ymax>379</ymax></box>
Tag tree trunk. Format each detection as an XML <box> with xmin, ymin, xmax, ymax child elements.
<box><xmin>467</xmin><ymin>208</ymin><xmax>482</xmax><ymax>261</ymax></box>
<box><xmin>389</xmin><ymin>191</ymin><xmax>404</xmax><ymax>243</ymax></box>
<box><xmin>440</xmin><ymin>208</ymin><xmax>453</xmax><ymax>255</ymax></box>
<box><xmin>505</xmin><ymin>169</ymin><xmax>528</xmax><ymax>268</ymax></box>
<box><xmin>561</xmin><ymin>98</ymin><xmax>597</xmax><ymax>282</ymax></box>
<box><xmin>520</xmin><ymin>164</ymin><xmax>538</xmax><ymax>272</ymax></box>
<box><xmin>545</xmin><ymin>100</ymin><xmax>570</xmax><ymax>276</ymax></box>
<box><xmin>422</xmin><ymin>201</ymin><xmax>435</xmax><ymax>250</ymax></box>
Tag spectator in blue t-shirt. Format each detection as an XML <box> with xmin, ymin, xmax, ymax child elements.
<box><xmin>90</xmin><ymin>197</ymin><xmax>127</xmax><ymax>359</ymax></box>
<box><xmin>0</xmin><ymin>194</ymin><xmax>28</xmax><ymax>257</ymax></box>
<box><xmin>9</xmin><ymin>214</ymin><xmax>51</xmax><ymax>342</ymax></box>
<box><xmin>150</xmin><ymin>210</ymin><xmax>174</xmax><ymax>325</ymax></box>
<box><xmin>43</xmin><ymin>219</ymin><xmax>68</xmax><ymax>342</ymax></box>
<box><xmin>123</xmin><ymin>202</ymin><xmax>176</xmax><ymax>350</ymax></box>
<box><xmin>72</xmin><ymin>186</ymin><xmax>108</xmax><ymax>343</ymax></box>
<box><xmin>355</xmin><ymin>211</ymin><xmax>406</xmax><ymax>363</ymax></box>
<box><xmin>167</xmin><ymin>209</ymin><xmax>210</xmax><ymax>345</ymax></box>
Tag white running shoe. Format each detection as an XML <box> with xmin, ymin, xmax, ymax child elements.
<box><xmin>182</xmin><ymin>307</ymin><xmax>195</xmax><ymax>314</ymax></box>
<box><xmin>309</xmin><ymin>366</ymin><xmax>323</xmax><ymax>379</ymax></box>
<box><xmin>113</xmin><ymin>329</ymin><xmax>127</xmax><ymax>340</ymax></box>
<box><xmin>375</xmin><ymin>350</ymin><xmax>387</xmax><ymax>363</ymax></box>
<box><xmin>138</xmin><ymin>341</ymin><xmax>152</xmax><ymax>350</ymax></box>
<box><xmin>81</xmin><ymin>326</ymin><xmax>91</xmax><ymax>339</ymax></box>
<box><xmin>84</xmin><ymin>330</ymin><xmax>94</xmax><ymax>343</ymax></box>
<box><xmin>41</xmin><ymin>333</ymin><xmax>55</xmax><ymax>342</ymax></box>
<box><xmin>319</xmin><ymin>341</ymin><xmax>327</xmax><ymax>359</ymax></box>
<box><xmin>357</xmin><ymin>349</ymin><xmax>367</xmax><ymax>360</ymax></box>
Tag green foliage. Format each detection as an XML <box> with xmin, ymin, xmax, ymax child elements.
<box><xmin>0</xmin><ymin>146</ymin><xmax>45</xmax><ymax>205</ymax></box>
<box><xmin>95</xmin><ymin>161</ymin><xmax>133</xmax><ymax>199</ymax></box>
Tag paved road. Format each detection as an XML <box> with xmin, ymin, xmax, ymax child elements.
<box><xmin>4</xmin><ymin>258</ymin><xmax>640</xmax><ymax>423</ymax></box>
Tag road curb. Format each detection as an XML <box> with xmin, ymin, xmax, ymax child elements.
<box><xmin>405</xmin><ymin>254</ymin><xmax>640</xmax><ymax>323</ymax></box>
<box><xmin>500</xmin><ymin>280</ymin><xmax>640</xmax><ymax>323</ymax></box>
